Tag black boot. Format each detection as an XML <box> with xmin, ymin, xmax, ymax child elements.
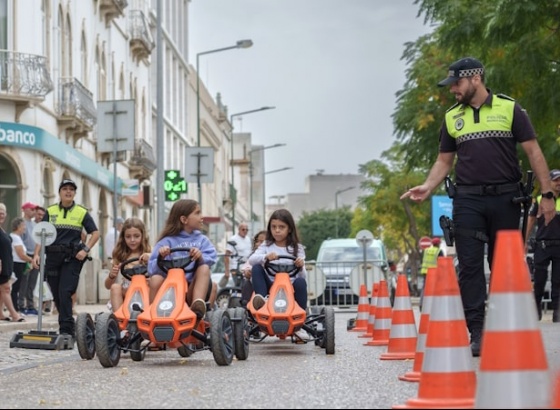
<box><xmin>470</xmin><ymin>328</ymin><xmax>482</xmax><ymax>357</ymax></box>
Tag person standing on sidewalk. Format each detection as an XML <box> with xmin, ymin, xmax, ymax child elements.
<box><xmin>401</xmin><ymin>57</ymin><xmax>555</xmax><ymax>357</ymax></box>
<box><xmin>32</xmin><ymin>179</ymin><xmax>99</xmax><ymax>339</ymax></box>
<box><xmin>526</xmin><ymin>169</ymin><xmax>560</xmax><ymax>322</ymax></box>
<box><xmin>18</xmin><ymin>202</ymin><xmax>39</xmax><ymax>315</ymax></box>
<box><xmin>221</xmin><ymin>222</ymin><xmax>252</xmax><ymax>288</ymax></box>
<box><xmin>419</xmin><ymin>237</ymin><xmax>444</xmax><ymax>310</ymax></box>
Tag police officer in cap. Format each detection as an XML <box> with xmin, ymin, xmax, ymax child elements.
<box><xmin>32</xmin><ymin>179</ymin><xmax>99</xmax><ymax>339</ymax></box>
<box><xmin>401</xmin><ymin>57</ymin><xmax>555</xmax><ymax>356</ymax></box>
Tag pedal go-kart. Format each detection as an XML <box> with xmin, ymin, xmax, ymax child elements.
<box><xmin>133</xmin><ymin>247</ymin><xmax>247</xmax><ymax>366</ymax></box>
<box><xmin>246</xmin><ymin>255</ymin><xmax>335</xmax><ymax>354</ymax></box>
<box><xmin>215</xmin><ymin>240</ymin><xmax>246</xmax><ymax>309</ymax></box>
<box><xmin>76</xmin><ymin>256</ymin><xmax>151</xmax><ymax>366</ymax></box>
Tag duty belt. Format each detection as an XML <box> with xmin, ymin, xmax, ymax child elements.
<box><xmin>46</xmin><ymin>245</ymin><xmax>71</xmax><ymax>253</ymax></box>
<box><xmin>536</xmin><ymin>240</ymin><xmax>560</xmax><ymax>249</ymax></box>
<box><xmin>456</xmin><ymin>182</ymin><xmax>520</xmax><ymax>196</ymax></box>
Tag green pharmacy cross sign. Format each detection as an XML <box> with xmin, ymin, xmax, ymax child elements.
<box><xmin>164</xmin><ymin>170</ymin><xmax>187</xmax><ymax>201</ymax></box>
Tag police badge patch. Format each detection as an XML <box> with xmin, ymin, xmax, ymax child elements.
<box><xmin>455</xmin><ymin>118</ymin><xmax>464</xmax><ymax>131</ymax></box>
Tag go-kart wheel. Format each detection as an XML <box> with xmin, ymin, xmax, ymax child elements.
<box><xmin>210</xmin><ymin>309</ymin><xmax>234</xmax><ymax>366</ymax></box>
<box><xmin>323</xmin><ymin>306</ymin><xmax>335</xmax><ymax>355</ymax></box>
<box><xmin>95</xmin><ymin>313</ymin><xmax>121</xmax><ymax>367</ymax></box>
<box><xmin>216</xmin><ymin>291</ymin><xmax>231</xmax><ymax>309</ymax></box>
<box><xmin>178</xmin><ymin>344</ymin><xmax>194</xmax><ymax>357</ymax></box>
<box><xmin>232</xmin><ymin>307</ymin><xmax>249</xmax><ymax>360</ymax></box>
<box><xmin>76</xmin><ymin>313</ymin><xmax>95</xmax><ymax>360</ymax></box>
<box><xmin>128</xmin><ymin>324</ymin><xmax>145</xmax><ymax>362</ymax></box>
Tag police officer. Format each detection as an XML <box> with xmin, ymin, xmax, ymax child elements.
<box><xmin>401</xmin><ymin>57</ymin><xmax>555</xmax><ymax>357</ymax></box>
<box><xmin>419</xmin><ymin>238</ymin><xmax>443</xmax><ymax>310</ymax></box>
<box><xmin>32</xmin><ymin>179</ymin><xmax>99</xmax><ymax>339</ymax></box>
<box><xmin>526</xmin><ymin>169</ymin><xmax>560</xmax><ymax>322</ymax></box>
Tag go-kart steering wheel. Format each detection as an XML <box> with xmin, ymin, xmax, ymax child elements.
<box><xmin>119</xmin><ymin>256</ymin><xmax>149</xmax><ymax>281</ymax></box>
<box><xmin>157</xmin><ymin>246</ymin><xmax>199</xmax><ymax>274</ymax></box>
<box><xmin>264</xmin><ymin>254</ymin><xmax>301</xmax><ymax>278</ymax></box>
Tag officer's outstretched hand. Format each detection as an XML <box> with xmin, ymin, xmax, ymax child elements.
<box><xmin>401</xmin><ymin>184</ymin><xmax>431</xmax><ymax>203</ymax></box>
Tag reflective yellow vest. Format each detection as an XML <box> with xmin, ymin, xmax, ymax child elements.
<box><xmin>420</xmin><ymin>246</ymin><xmax>440</xmax><ymax>275</ymax></box>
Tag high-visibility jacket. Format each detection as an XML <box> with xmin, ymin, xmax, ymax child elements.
<box><xmin>420</xmin><ymin>246</ymin><xmax>440</xmax><ymax>275</ymax></box>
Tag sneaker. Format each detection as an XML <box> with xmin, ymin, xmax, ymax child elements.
<box><xmin>190</xmin><ymin>298</ymin><xmax>206</xmax><ymax>320</ymax></box>
<box><xmin>470</xmin><ymin>328</ymin><xmax>482</xmax><ymax>357</ymax></box>
<box><xmin>252</xmin><ymin>294</ymin><xmax>266</xmax><ymax>310</ymax></box>
<box><xmin>25</xmin><ymin>308</ymin><xmax>38</xmax><ymax>315</ymax></box>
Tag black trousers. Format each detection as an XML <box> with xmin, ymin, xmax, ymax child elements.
<box><xmin>533</xmin><ymin>245</ymin><xmax>560</xmax><ymax>313</ymax></box>
<box><xmin>45</xmin><ymin>252</ymin><xmax>84</xmax><ymax>336</ymax></box>
<box><xmin>453</xmin><ymin>191</ymin><xmax>521</xmax><ymax>334</ymax></box>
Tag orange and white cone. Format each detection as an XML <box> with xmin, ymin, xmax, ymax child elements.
<box><xmin>381</xmin><ymin>273</ymin><xmax>417</xmax><ymax>360</ymax></box>
<box><xmin>350</xmin><ymin>283</ymin><xmax>369</xmax><ymax>332</ymax></box>
<box><xmin>360</xmin><ymin>282</ymin><xmax>379</xmax><ymax>338</ymax></box>
<box><xmin>365</xmin><ymin>280</ymin><xmax>392</xmax><ymax>346</ymax></box>
<box><xmin>394</xmin><ymin>257</ymin><xmax>475</xmax><ymax>409</ymax></box>
<box><xmin>475</xmin><ymin>230</ymin><xmax>550</xmax><ymax>408</ymax></box>
<box><xmin>550</xmin><ymin>370</ymin><xmax>560</xmax><ymax>408</ymax></box>
<box><xmin>399</xmin><ymin>266</ymin><xmax>437</xmax><ymax>382</ymax></box>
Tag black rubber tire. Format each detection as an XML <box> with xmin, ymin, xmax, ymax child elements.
<box><xmin>128</xmin><ymin>322</ymin><xmax>145</xmax><ymax>362</ymax></box>
<box><xmin>178</xmin><ymin>345</ymin><xmax>194</xmax><ymax>357</ymax></box>
<box><xmin>76</xmin><ymin>313</ymin><xmax>95</xmax><ymax>360</ymax></box>
<box><xmin>233</xmin><ymin>307</ymin><xmax>249</xmax><ymax>360</ymax></box>
<box><xmin>95</xmin><ymin>313</ymin><xmax>121</xmax><ymax>368</ymax></box>
<box><xmin>323</xmin><ymin>306</ymin><xmax>335</xmax><ymax>355</ymax></box>
<box><xmin>210</xmin><ymin>309</ymin><xmax>234</xmax><ymax>366</ymax></box>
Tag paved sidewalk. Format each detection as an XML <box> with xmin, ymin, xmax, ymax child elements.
<box><xmin>0</xmin><ymin>304</ymin><xmax>108</xmax><ymax>334</ymax></box>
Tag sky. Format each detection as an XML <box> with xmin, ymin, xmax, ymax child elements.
<box><xmin>188</xmin><ymin>0</ymin><xmax>433</xmax><ymax>202</ymax></box>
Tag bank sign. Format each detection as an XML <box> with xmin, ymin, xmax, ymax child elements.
<box><xmin>0</xmin><ymin>122</ymin><xmax>121</xmax><ymax>192</ymax></box>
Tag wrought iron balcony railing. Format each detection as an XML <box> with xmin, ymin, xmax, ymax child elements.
<box><xmin>0</xmin><ymin>50</ymin><xmax>53</xmax><ymax>99</ymax></box>
<box><xmin>129</xmin><ymin>10</ymin><xmax>154</xmax><ymax>61</ymax></box>
<box><xmin>56</xmin><ymin>77</ymin><xmax>97</xmax><ymax>129</ymax></box>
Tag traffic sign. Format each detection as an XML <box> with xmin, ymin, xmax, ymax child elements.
<box><xmin>419</xmin><ymin>236</ymin><xmax>432</xmax><ymax>250</ymax></box>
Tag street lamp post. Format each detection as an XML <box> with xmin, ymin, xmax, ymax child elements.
<box><xmin>229</xmin><ymin>106</ymin><xmax>276</xmax><ymax>232</ymax></box>
<box><xmin>195</xmin><ymin>39</ymin><xmax>253</xmax><ymax>206</ymax></box>
<box><xmin>249</xmin><ymin>144</ymin><xmax>286</xmax><ymax>233</ymax></box>
<box><xmin>335</xmin><ymin>186</ymin><xmax>356</xmax><ymax>237</ymax></box>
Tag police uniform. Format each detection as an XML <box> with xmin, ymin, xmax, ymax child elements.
<box><xmin>43</xmin><ymin>201</ymin><xmax>98</xmax><ymax>337</ymax></box>
<box><xmin>440</xmin><ymin>91</ymin><xmax>535</xmax><ymax>340</ymax></box>
<box><xmin>529</xmin><ymin>194</ymin><xmax>560</xmax><ymax>320</ymax></box>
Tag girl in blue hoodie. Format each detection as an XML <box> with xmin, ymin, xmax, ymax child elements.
<box><xmin>148</xmin><ymin>199</ymin><xmax>217</xmax><ymax>319</ymax></box>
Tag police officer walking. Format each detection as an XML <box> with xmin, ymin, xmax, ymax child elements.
<box><xmin>526</xmin><ymin>169</ymin><xmax>560</xmax><ymax>322</ymax></box>
<box><xmin>32</xmin><ymin>179</ymin><xmax>99</xmax><ymax>340</ymax></box>
<box><xmin>401</xmin><ymin>57</ymin><xmax>555</xmax><ymax>357</ymax></box>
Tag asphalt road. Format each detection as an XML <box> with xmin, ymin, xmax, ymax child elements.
<box><xmin>0</xmin><ymin>305</ymin><xmax>558</xmax><ymax>408</ymax></box>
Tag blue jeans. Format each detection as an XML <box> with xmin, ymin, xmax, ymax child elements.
<box><xmin>251</xmin><ymin>264</ymin><xmax>307</xmax><ymax>310</ymax></box>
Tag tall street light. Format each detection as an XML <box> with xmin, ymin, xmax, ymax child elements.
<box><xmin>229</xmin><ymin>106</ymin><xmax>276</xmax><ymax>232</ymax></box>
<box><xmin>249</xmin><ymin>143</ymin><xmax>286</xmax><ymax>233</ymax></box>
<box><xmin>335</xmin><ymin>186</ymin><xmax>355</xmax><ymax>237</ymax></box>
<box><xmin>195</xmin><ymin>39</ymin><xmax>253</xmax><ymax>205</ymax></box>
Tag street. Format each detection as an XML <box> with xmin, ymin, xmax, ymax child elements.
<box><xmin>0</xmin><ymin>306</ymin><xmax>559</xmax><ymax>408</ymax></box>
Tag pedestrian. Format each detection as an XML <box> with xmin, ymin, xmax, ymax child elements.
<box><xmin>105</xmin><ymin>217</ymin><xmax>151</xmax><ymax>312</ymax></box>
<box><xmin>220</xmin><ymin>222</ymin><xmax>252</xmax><ymax>288</ymax></box>
<box><xmin>32</xmin><ymin>179</ymin><xmax>100</xmax><ymax>340</ymax></box>
<box><xmin>10</xmin><ymin>217</ymin><xmax>34</xmax><ymax>313</ymax></box>
<box><xmin>400</xmin><ymin>57</ymin><xmax>555</xmax><ymax>357</ymax></box>
<box><xmin>239</xmin><ymin>230</ymin><xmax>267</xmax><ymax>306</ymax></box>
<box><xmin>419</xmin><ymin>237</ymin><xmax>444</xmax><ymax>310</ymax></box>
<box><xmin>18</xmin><ymin>202</ymin><xmax>40</xmax><ymax>315</ymax></box>
<box><xmin>147</xmin><ymin>199</ymin><xmax>217</xmax><ymax>320</ymax></box>
<box><xmin>0</xmin><ymin>203</ymin><xmax>24</xmax><ymax>322</ymax></box>
<box><xmin>248</xmin><ymin>208</ymin><xmax>308</xmax><ymax>334</ymax></box>
<box><xmin>104</xmin><ymin>216</ymin><xmax>124</xmax><ymax>266</ymax></box>
<box><xmin>526</xmin><ymin>169</ymin><xmax>560</xmax><ymax>322</ymax></box>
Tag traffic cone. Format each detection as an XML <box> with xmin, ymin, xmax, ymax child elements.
<box><xmin>394</xmin><ymin>257</ymin><xmax>475</xmax><ymax>409</ymax></box>
<box><xmin>349</xmin><ymin>283</ymin><xmax>369</xmax><ymax>332</ymax></box>
<box><xmin>475</xmin><ymin>230</ymin><xmax>550</xmax><ymax>408</ymax></box>
<box><xmin>365</xmin><ymin>280</ymin><xmax>392</xmax><ymax>346</ymax></box>
<box><xmin>359</xmin><ymin>282</ymin><xmax>379</xmax><ymax>338</ymax></box>
<box><xmin>399</xmin><ymin>266</ymin><xmax>437</xmax><ymax>382</ymax></box>
<box><xmin>550</xmin><ymin>370</ymin><xmax>560</xmax><ymax>408</ymax></box>
<box><xmin>381</xmin><ymin>273</ymin><xmax>417</xmax><ymax>360</ymax></box>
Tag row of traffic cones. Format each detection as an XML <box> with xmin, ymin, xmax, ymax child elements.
<box><xmin>351</xmin><ymin>230</ymin><xmax>556</xmax><ymax>408</ymax></box>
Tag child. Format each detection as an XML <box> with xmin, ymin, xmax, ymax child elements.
<box><xmin>105</xmin><ymin>217</ymin><xmax>151</xmax><ymax>312</ymax></box>
<box><xmin>248</xmin><ymin>209</ymin><xmax>307</xmax><ymax>312</ymax></box>
<box><xmin>239</xmin><ymin>230</ymin><xmax>267</xmax><ymax>306</ymax></box>
<box><xmin>147</xmin><ymin>199</ymin><xmax>217</xmax><ymax>319</ymax></box>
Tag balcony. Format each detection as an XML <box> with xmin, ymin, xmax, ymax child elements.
<box><xmin>128</xmin><ymin>138</ymin><xmax>157</xmax><ymax>181</ymax></box>
<box><xmin>0</xmin><ymin>50</ymin><xmax>53</xmax><ymax>120</ymax></box>
<box><xmin>56</xmin><ymin>78</ymin><xmax>97</xmax><ymax>133</ymax></box>
<box><xmin>129</xmin><ymin>10</ymin><xmax>154</xmax><ymax>62</ymax></box>
<box><xmin>100</xmin><ymin>0</ymin><xmax>128</xmax><ymax>25</ymax></box>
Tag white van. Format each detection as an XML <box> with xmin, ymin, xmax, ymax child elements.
<box><xmin>315</xmin><ymin>238</ymin><xmax>388</xmax><ymax>304</ymax></box>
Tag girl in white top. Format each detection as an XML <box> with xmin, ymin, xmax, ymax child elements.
<box><xmin>248</xmin><ymin>209</ymin><xmax>307</xmax><ymax>310</ymax></box>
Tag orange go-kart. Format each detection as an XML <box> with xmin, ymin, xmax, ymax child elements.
<box><xmin>134</xmin><ymin>247</ymin><xmax>246</xmax><ymax>366</ymax></box>
<box><xmin>246</xmin><ymin>255</ymin><xmax>335</xmax><ymax>354</ymax></box>
<box><xmin>76</xmin><ymin>256</ymin><xmax>151</xmax><ymax>366</ymax></box>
